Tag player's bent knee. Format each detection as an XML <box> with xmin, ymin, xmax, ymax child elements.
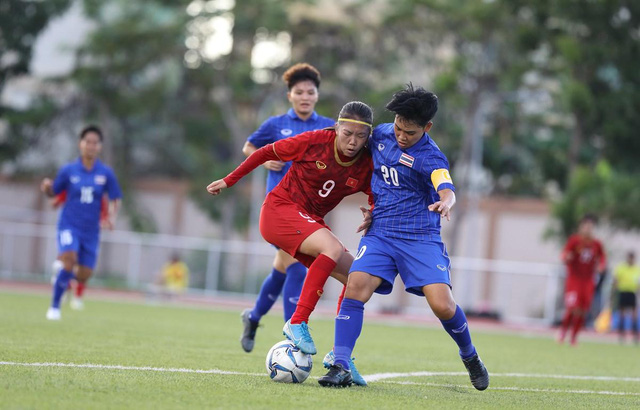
<box><xmin>431</xmin><ymin>301</ymin><xmax>456</xmax><ymax>320</ymax></box>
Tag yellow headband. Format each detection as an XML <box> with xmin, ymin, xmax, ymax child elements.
<box><xmin>338</xmin><ymin>117</ymin><xmax>372</xmax><ymax>128</ymax></box>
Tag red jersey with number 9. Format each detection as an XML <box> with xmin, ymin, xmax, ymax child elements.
<box><xmin>268</xmin><ymin>129</ymin><xmax>373</xmax><ymax>220</ymax></box>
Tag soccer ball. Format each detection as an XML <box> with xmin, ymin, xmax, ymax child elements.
<box><xmin>265</xmin><ymin>340</ymin><xmax>313</xmax><ymax>383</ymax></box>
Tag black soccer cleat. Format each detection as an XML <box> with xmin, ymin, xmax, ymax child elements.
<box><xmin>240</xmin><ymin>309</ymin><xmax>260</xmax><ymax>353</ymax></box>
<box><xmin>318</xmin><ymin>363</ymin><xmax>353</xmax><ymax>388</ymax></box>
<box><xmin>462</xmin><ymin>353</ymin><xmax>490</xmax><ymax>391</ymax></box>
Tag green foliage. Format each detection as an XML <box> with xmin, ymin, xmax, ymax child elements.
<box><xmin>0</xmin><ymin>0</ymin><xmax>72</xmax><ymax>88</ymax></box>
<box><xmin>550</xmin><ymin>160</ymin><xmax>640</xmax><ymax>240</ymax></box>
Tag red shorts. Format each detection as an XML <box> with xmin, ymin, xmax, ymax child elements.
<box><xmin>564</xmin><ymin>277</ymin><xmax>595</xmax><ymax>310</ymax></box>
<box><xmin>259</xmin><ymin>194</ymin><xmax>328</xmax><ymax>268</ymax></box>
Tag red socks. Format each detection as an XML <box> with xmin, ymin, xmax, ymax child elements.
<box><xmin>290</xmin><ymin>254</ymin><xmax>337</xmax><ymax>324</ymax></box>
<box><xmin>570</xmin><ymin>314</ymin><xmax>585</xmax><ymax>344</ymax></box>
<box><xmin>75</xmin><ymin>281</ymin><xmax>86</xmax><ymax>298</ymax></box>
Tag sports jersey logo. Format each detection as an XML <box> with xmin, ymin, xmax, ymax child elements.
<box><xmin>280</xmin><ymin>129</ymin><xmax>293</xmax><ymax>136</ymax></box>
<box><xmin>336</xmin><ymin>315</ymin><xmax>351</xmax><ymax>320</ymax></box>
<box><xmin>354</xmin><ymin>245</ymin><xmax>367</xmax><ymax>260</ymax></box>
<box><xmin>399</xmin><ymin>153</ymin><xmax>414</xmax><ymax>168</ymax></box>
<box><xmin>346</xmin><ymin>177</ymin><xmax>358</xmax><ymax>188</ymax></box>
<box><xmin>451</xmin><ymin>323</ymin><xmax>468</xmax><ymax>334</ymax></box>
<box><xmin>378</xmin><ymin>143</ymin><xmax>385</xmax><ymax>151</ymax></box>
<box><xmin>316</xmin><ymin>161</ymin><xmax>327</xmax><ymax>169</ymax></box>
<box><xmin>94</xmin><ymin>175</ymin><xmax>107</xmax><ymax>185</ymax></box>
<box><xmin>437</xmin><ymin>264</ymin><xmax>447</xmax><ymax>271</ymax></box>
<box><xmin>70</xmin><ymin>176</ymin><xmax>80</xmax><ymax>184</ymax></box>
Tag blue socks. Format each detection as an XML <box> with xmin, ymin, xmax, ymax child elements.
<box><xmin>250</xmin><ymin>268</ymin><xmax>286</xmax><ymax>323</ymax></box>
<box><xmin>333</xmin><ymin>298</ymin><xmax>365</xmax><ymax>370</ymax></box>
<box><xmin>51</xmin><ymin>268</ymin><xmax>75</xmax><ymax>309</ymax></box>
<box><xmin>282</xmin><ymin>263</ymin><xmax>306</xmax><ymax>322</ymax></box>
<box><xmin>440</xmin><ymin>305</ymin><xmax>476</xmax><ymax>359</ymax></box>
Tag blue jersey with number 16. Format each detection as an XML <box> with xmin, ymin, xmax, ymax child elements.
<box><xmin>367</xmin><ymin>123</ymin><xmax>455</xmax><ymax>240</ymax></box>
<box><xmin>52</xmin><ymin>158</ymin><xmax>122</xmax><ymax>233</ymax></box>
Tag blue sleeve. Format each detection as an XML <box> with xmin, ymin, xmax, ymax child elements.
<box><xmin>247</xmin><ymin>117</ymin><xmax>276</xmax><ymax>148</ymax></box>
<box><xmin>52</xmin><ymin>166</ymin><xmax>69</xmax><ymax>195</ymax></box>
<box><xmin>106</xmin><ymin>168</ymin><xmax>123</xmax><ymax>200</ymax></box>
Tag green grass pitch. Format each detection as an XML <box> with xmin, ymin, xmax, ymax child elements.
<box><xmin>1</xmin><ymin>290</ymin><xmax>639</xmax><ymax>409</ymax></box>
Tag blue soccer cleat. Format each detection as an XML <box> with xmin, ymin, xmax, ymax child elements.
<box><xmin>323</xmin><ymin>350</ymin><xmax>367</xmax><ymax>386</ymax></box>
<box><xmin>282</xmin><ymin>320</ymin><xmax>316</xmax><ymax>355</ymax></box>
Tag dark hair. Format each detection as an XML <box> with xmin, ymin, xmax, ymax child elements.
<box><xmin>580</xmin><ymin>213</ymin><xmax>598</xmax><ymax>224</ymax></box>
<box><xmin>385</xmin><ymin>83</ymin><xmax>438</xmax><ymax>127</ymax></box>
<box><xmin>338</xmin><ymin>101</ymin><xmax>373</xmax><ymax>128</ymax></box>
<box><xmin>282</xmin><ymin>63</ymin><xmax>321</xmax><ymax>89</ymax></box>
<box><xmin>80</xmin><ymin>125</ymin><xmax>103</xmax><ymax>142</ymax></box>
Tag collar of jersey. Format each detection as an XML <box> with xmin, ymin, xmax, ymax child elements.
<box><xmin>75</xmin><ymin>157</ymin><xmax>101</xmax><ymax>172</ymax></box>
<box><xmin>287</xmin><ymin>108</ymin><xmax>318</xmax><ymax>122</ymax></box>
<box><xmin>333</xmin><ymin>136</ymin><xmax>363</xmax><ymax>167</ymax></box>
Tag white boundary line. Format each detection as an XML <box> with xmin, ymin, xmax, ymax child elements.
<box><xmin>365</xmin><ymin>371</ymin><xmax>640</xmax><ymax>383</ymax></box>
<box><xmin>382</xmin><ymin>381</ymin><xmax>640</xmax><ymax>396</ymax></box>
<box><xmin>1</xmin><ymin>361</ymin><xmax>639</xmax><ymax>397</ymax></box>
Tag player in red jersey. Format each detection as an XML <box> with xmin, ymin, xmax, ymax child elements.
<box><xmin>207</xmin><ymin>101</ymin><xmax>374</xmax><ymax>357</ymax></box>
<box><xmin>558</xmin><ymin>214</ymin><xmax>607</xmax><ymax>345</ymax></box>
<box><xmin>49</xmin><ymin>191</ymin><xmax>111</xmax><ymax>310</ymax></box>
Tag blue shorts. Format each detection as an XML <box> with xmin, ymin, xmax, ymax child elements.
<box><xmin>57</xmin><ymin>226</ymin><xmax>100</xmax><ymax>269</ymax></box>
<box><xmin>349</xmin><ymin>233</ymin><xmax>451</xmax><ymax>296</ymax></box>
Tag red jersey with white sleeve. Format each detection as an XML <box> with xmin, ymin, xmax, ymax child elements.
<box><xmin>224</xmin><ymin>128</ymin><xmax>374</xmax><ymax>220</ymax></box>
<box><xmin>562</xmin><ymin>234</ymin><xmax>606</xmax><ymax>282</ymax></box>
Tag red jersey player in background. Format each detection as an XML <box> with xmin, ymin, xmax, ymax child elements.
<box><xmin>50</xmin><ymin>191</ymin><xmax>111</xmax><ymax>310</ymax></box>
<box><xmin>558</xmin><ymin>214</ymin><xmax>607</xmax><ymax>345</ymax></box>
<box><xmin>207</xmin><ymin>101</ymin><xmax>373</xmax><ymax>386</ymax></box>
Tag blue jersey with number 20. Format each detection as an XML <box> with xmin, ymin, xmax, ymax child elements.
<box><xmin>367</xmin><ymin>123</ymin><xmax>455</xmax><ymax>240</ymax></box>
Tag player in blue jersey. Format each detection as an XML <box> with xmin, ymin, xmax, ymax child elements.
<box><xmin>319</xmin><ymin>84</ymin><xmax>490</xmax><ymax>389</ymax></box>
<box><xmin>239</xmin><ymin>63</ymin><xmax>335</xmax><ymax>353</ymax></box>
<box><xmin>41</xmin><ymin>125</ymin><xmax>122</xmax><ymax>320</ymax></box>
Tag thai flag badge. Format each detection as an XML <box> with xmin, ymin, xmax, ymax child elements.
<box><xmin>399</xmin><ymin>153</ymin><xmax>414</xmax><ymax>168</ymax></box>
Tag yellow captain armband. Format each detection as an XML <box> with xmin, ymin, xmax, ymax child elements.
<box><xmin>431</xmin><ymin>168</ymin><xmax>453</xmax><ymax>191</ymax></box>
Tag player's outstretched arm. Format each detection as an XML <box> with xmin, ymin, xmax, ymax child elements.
<box><xmin>243</xmin><ymin>141</ymin><xmax>285</xmax><ymax>171</ymax></box>
<box><xmin>206</xmin><ymin>179</ymin><xmax>228</xmax><ymax>196</ymax></box>
<box><xmin>428</xmin><ymin>188</ymin><xmax>456</xmax><ymax>221</ymax></box>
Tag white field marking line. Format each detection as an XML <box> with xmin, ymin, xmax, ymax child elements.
<box><xmin>365</xmin><ymin>371</ymin><xmax>640</xmax><ymax>383</ymax></box>
<box><xmin>386</xmin><ymin>381</ymin><xmax>640</xmax><ymax>397</ymax></box>
<box><xmin>0</xmin><ymin>361</ymin><xmax>264</xmax><ymax>377</ymax></box>
<box><xmin>2</xmin><ymin>362</ymin><xmax>639</xmax><ymax>397</ymax></box>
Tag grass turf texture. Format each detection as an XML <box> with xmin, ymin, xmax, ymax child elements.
<box><xmin>1</xmin><ymin>291</ymin><xmax>639</xmax><ymax>409</ymax></box>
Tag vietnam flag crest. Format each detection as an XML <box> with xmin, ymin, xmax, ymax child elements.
<box><xmin>346</xmin><ymin>177</ymin><xmax>358</xmax><ymax>188</ymax></box>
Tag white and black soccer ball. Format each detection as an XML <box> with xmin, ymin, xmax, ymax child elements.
<box><xmin>265</xmin><ymin>340</ymin><xmax>313</xmax><ymax>383</ymax></box>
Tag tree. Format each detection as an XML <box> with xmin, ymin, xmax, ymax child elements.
<box><xmin>0</xmin><ymin>0</ymin><xmax>72</xmax><ymax>164</ymax></box>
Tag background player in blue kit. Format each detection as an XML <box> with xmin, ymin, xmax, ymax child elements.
<box><xmin>41</xmin><ymin>125</ymin><xmax>122</xmax><ymax>320</ymax></box>
<box><xmin>319</xmin><ymin>84</ymin><xmax>489</xmax><ymax>390</ymax></box>
<box><xmin>239</xmin><ymin>63</ymin><xmax>335</xmax><ymax>353</ymax></box>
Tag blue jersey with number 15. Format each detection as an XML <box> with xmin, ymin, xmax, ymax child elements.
<box><xmin>52</xmin><ymin>158</ymin><xmax>122</xmax><ymax>233</ymax></box>
<box><xmin>367</xmin><ymin>123</ymin><xmax>455</xmax><ymax>240</ymax></box>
